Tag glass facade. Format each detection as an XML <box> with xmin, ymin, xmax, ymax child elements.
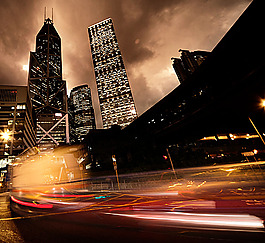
<box><xmin>88</xmin><ymin>18</ymin><xmax>137</xmax><ymax>129</ymax></box>
<box><xmin>0</xmin><ymin>86</ymin><xmax>36</xmax><ymax>168</ymax></box>
<box><xmin>68</xmin><ymin>85</ymin><xmax>96</xmax><ymax>143</ymax></box>
<box><xmin>28</xmin><ymin>18</ymin><xmax>68</xmax><ymax>149</ymax></box>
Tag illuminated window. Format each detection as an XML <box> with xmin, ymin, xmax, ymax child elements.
<box><xmin>88</xmin><ymin>18</ymin><xmax>137</xmax><ymax>128</ymax></box>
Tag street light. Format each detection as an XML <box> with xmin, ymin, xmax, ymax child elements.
<box><xmin>22</xmin><ymin>65</ymin><xmax>29</xmax><ymax>71</ymax></box>
<box><xmin>248</xmin><ymin>99</ymin><xmax>265</xmax><ymax>147</ymax></box>
<box><xmin>1</xmin><ymin>132</ymin><xmax>10</xmax><ymax>141</ymax></box>
<box><xmin>258</xmin><ymin>98</ymin><xmax>265</xmax><ymax>109</ymax></box>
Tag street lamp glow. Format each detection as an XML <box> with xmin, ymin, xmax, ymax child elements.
<box><xmin>22</xmin><ymin>65</ymin><xmax>29</xmax><ymax>71</ymax></box>
<box><xmin>261</xmin><ymin>99</ymin><xmax>265</xmax><ymax>107</ymax></box>
<box><xmin>1</xmin><ymin>132</ymin><xmax>10</xmax><ymax>141</ymax></box>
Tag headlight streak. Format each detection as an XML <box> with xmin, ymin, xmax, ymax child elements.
<box><xmin>170</xmin><ymin>200</ymin><xmax>216</xmax><ymax>210</ymax></box>
<box><xmin>6</xmin><ymin>190</ymin><xmax>265</xmax><ymax>236</ymax></box>
<box><xmin>7</xmin><ymin>151</ymin><xmax>265</xmax><ymax>239</ymax></box>
<box><xmin>197</xmin><ymin>181</ymin><xmax>207</xmax><ymax>188</ymax></box>
<box><xmin>105</xmin><ymin>211</ymin><xmax>264</xmax><ymax>230</ymax></box>
<box><xmin>40</xmin><ymin>193</ymin><xmax>95</xmax><ymax>198</ymax></box>
<box><xmin>4</xmin><ymin>193</ymin><xmax>126</xmax><ymax>221</ymax></box>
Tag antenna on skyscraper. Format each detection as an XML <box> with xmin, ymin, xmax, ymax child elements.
<box><xmin>44</xmin><ymin>7</ymin><xmax>47</xmax><ymax>21</ymax></box>
<box><xmin>52</xmin><ymin>8</ymin><xmax>54</xmax><ymax>22</ymax></box>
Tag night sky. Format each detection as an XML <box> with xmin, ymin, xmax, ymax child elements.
<box><xmin>0</xmin><ymin>0</ymin><xmax>251</xmax><ymax>128</ymax></box>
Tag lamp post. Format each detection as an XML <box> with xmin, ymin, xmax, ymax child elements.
<box><xmin>112</xmin><ymin>155</ymin><xmax>120</xmax><ymax>190</ymax></box>
<box><xmin>248</xmin><ymin>117</ymin><xmax>265</xmax><ymax>146</ymax></box>
<box><xmin>166</xmin><ymin>148</ymin><xmax>177</xmax><ymax>179</ymax></box>
<box><xmin>247</xmin><ymin>99</ymin><xmax>265</xmax><ymax>147</ymax></box>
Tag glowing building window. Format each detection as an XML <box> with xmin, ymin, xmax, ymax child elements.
<box><xmin>88</xmin><ymin>18</ymin><xmax>137</xmax><ymax>129</ymax></box>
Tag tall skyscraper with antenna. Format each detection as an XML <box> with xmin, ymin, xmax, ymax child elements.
<box><xmin>88</xmin><ymin>18</ymin><xmax>137</xmax><ymax>129</ymax></box>
<box><xmin>28</xmin><ymin>14</ymin><xmax>69</xmax><ymax>150</ymax></box>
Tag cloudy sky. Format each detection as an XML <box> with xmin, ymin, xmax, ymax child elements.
<box><xmin>0</xmin><ymin>0</ymin><xmax>251</xmax><ymax>127</ymax></box>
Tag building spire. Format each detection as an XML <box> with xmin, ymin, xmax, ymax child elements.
<box><xmin>44</xmin><ymin>7</ymin><xmax>47</xmax><ymax>21</ymax></box>
<box><xmin>44</xmin><ymin>7</ymin><xmax>53</xmax><ymax>23</ymax></box>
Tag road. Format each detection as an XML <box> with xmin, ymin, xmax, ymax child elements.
<box><xmin>1</xmin><ymin>161</ymin><xmax>265</xmax><ymax>242</ymax></box>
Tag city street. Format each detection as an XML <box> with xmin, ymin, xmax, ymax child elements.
<box><xmin>1</xmin><ymin>161</ymin><xmax>265</xmax><ymax>242</ymax></box>
<box><xmin>1</xmin><ymin>1</ymin><xmax>265</xmax><ymax>242</ymax></box>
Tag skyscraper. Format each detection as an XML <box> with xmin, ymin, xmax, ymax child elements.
<box><xmin>172</xmin><ymin>49</ymin><xmax>210</xmax><ymax>83</ymax></box>
<box><xmin>0</xmin><ymin>86</ymin><xmax>36</xmax><ymax>168</ymax></box>
<box><xmin>28</xmin><ymin>17</ymin><xmax>69</xmax><ymax>150</ymax></box>
<box><xmin>68</xmin><ymin>85</ymin><xmax>96</xmax><ymax>143</ymax></box>
<box><xmin>88</xmin><ymin>18</ymin><xmax>137</xmax><ymax>129</ymax></box>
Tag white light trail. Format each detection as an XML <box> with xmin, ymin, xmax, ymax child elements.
<box><xmin>106</xmin><ymin>211</ymin><xmax>264</xmax><ymax>230</ymax></box>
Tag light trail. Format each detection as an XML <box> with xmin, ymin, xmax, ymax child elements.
<box><xmin>106</xmin><ymin>211</ymin><xmax>264</xmax><ymax>230</ymax></box>
<box><xmin>10</xmin><ymin>196</ymin><xmax>53</xmax><ymax>209</ymax></box>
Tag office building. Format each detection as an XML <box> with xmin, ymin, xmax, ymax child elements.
<box><xmin>0</xmin><ymin>86</ymin><xmax>36</xmax><ymax>168</ymax></box>
<box><xmin>172</xmin><ymin>49</ymin><xmax>210</xmax><ymax>83</ymax></box>
<box><xmin>88</xmin><ymin>18</ymin><xmax>137</xmax><ymax>129</ymax></box>
<box><xmin>84</xmin><ymin>1</ymin><xmax>265</xmax><ymax>170</ymax></box>
<box><xmin>28</xmin><ymin>17</ymin><xmax>69</xmax><ymax>150</ymax></box>
<box><xmin>68</xmin><ymin>85</ymin><xmax>96</xmax><ymax>143</ymax></box>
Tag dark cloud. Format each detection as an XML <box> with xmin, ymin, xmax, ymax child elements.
<box><xmin>0</xmin><ymin>0</ymin><xmax>252</xmax><ymax>127</ymax></box>
<box><xmin>0</xmin><ymin>0</ymin><xmax>39</xmax><ymax>85</ymax></box>
<box><xmin>129</xmin><ymin>72</ymin><xmax>161</xmax><ymax>115</ymax></box>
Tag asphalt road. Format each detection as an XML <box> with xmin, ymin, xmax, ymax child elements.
<box><xmin>0</xmin><ymin>192</ymin><xmax>24</xmax><ymax>242</ymax></box>
<box><xmin>1</xmin><ymin>191</ymin><xmax>265</xmax><ymax>243</ymax></box>
<box><xmin>1</xmin><ymin>161</ymin><xmax>265</xmax><ymax>242</ymax></box>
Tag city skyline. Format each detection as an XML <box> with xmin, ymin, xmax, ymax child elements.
<box><xmin>2</xmin><ymin>3</ymin><xmax>265</xmax><ymax>242</ymax></box>
<box><xmin>0</xmin><ymin>0</ymin><xmax>251</xmax><ymax>128</ymax></box>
